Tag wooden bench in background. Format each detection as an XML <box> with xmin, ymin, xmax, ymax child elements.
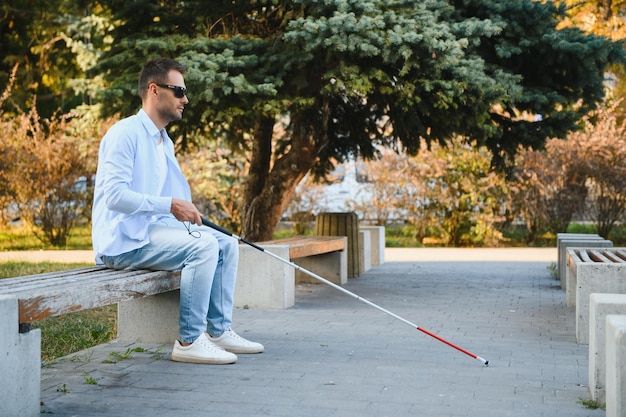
<box><xmin>234</xmin><ymin>235</ymin><xmax>347</xmax><ymax>310</ymax></box>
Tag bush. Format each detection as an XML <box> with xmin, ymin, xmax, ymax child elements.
<box><xmin>1</xmin><ymin>65</ymin><xmax>100</xmax><ymax>246</ymax></box>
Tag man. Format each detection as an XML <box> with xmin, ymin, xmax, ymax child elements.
<box><xmin>92</xmin><ymin>57</ymin><xmax>263</xmax><ymax>364</ymax></box>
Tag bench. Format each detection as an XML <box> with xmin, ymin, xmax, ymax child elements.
<box><xmin>566</xmin><ymin>247</ymin><xmax>626</xmax><ymax>344</ymax></box>
<box><xmin>588</xmin><ymin>293</ymin><xmax>626</xmax><ymax>405</ymax></box>
<box><xmin>360</xmin><ymin>225</ymin><xmax>385</xmax><ymax>266</ymax></box>
<box><xmin>235</xmin><ymin>236</ymin><xmax>347</xmax><ymax>309</ymax></box>
<box><xmin>557</xmin><ymin>233</ymin><xmax>611</xmax><ymax>290</ymax></box>
<box><xmin>0</xmin><ymin>235</ymin><xmax>347</xmax><ymax>416</ymax></box>
<box><xmin>605</xmin><ymin>314</ymin><xmax>626</xmax><ymax>417</ymax></box>
<box><xmin>0</xmin><ymin>267</ymin><xmax>182</xmax><ymax>417</ymax></box>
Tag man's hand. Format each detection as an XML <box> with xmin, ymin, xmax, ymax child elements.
<box><xmin>170</xmin><ymin>198</ymin><xmax>202</xmax><ymax>225</ymax></box>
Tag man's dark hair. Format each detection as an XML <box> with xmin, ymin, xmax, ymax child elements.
<box><xmin>138</xmin><ymin>58</ymin><xmax>187</xmax><ymax>99</ymax></box>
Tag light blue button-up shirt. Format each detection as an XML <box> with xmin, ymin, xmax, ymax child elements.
<box><xmin>91</xmin><ymin>109</ymin><xmax>192</xmax><ymax>264</ymax></box>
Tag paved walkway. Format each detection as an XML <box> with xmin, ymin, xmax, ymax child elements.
<box><xmin>31</xmin><ymin>247</ymin><xmax>603</xmax><ymax>417</ymax></box>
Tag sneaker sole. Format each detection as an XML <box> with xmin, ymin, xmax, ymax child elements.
<box><xmin>171</xmin><ymin>351</ymin><xmax>237</xmax><ymax>365</ymax></box>
<box><xmin>220</xmin><ymin>346</ymin><xmax>264</xmax><ymax>354</ymax></box>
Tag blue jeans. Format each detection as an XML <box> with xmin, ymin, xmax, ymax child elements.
<box><xmin>102</xmin><ymin>218</ymin><xmax>238</xmax><ymax>343</ymax></box>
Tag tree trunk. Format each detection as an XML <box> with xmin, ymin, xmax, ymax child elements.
<box><xmin>241</xmin><ymin>107</ymin><xmax>328</xmax><ymax>241</ymax></box>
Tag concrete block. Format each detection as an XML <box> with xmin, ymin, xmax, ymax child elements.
<box><xmin>605</xmin><ymin>314</ymin><xmax>626</xmax><ymax>417</ymax></box>
<box><xmin>589</xmin><ymin>293</ymin><xmax>626</xmax><ymax>404</ymax></box>
<box><xmin>557</xmin><ymin>233</ymin><xmax>602</xmax><ymax>282</ymax></box>
<box><xmin>567</xmin><ymin>248</ymin><xmax>626</xmax><ymax>344</ymax></box>
<box><xmin>0</xmin><ymin>295</ymin><xmax>41</xmax><ymax>417</ymax></box>
<box><xmin>358</xmin><ymin>230</ymin><xmax>372</xmax><ymax>273</ymax></box>
<box><xmin>565</xmin><ymin>242</ymin><xmax>613</xmax><ymax>304</ymax></box>
<box><xmin>557</xmin><ymin>232</ymin><xmax>601</xmax><ymax>280</ymax></box>
<box><xmin>235</xmin><ymin>244</ymin><xmax>294</xmax><ymax>309</ymax></box>
<box><xmin>118</xmin><ymin>290</ymin><xmax>180</xmax><ymax>344</ymax></box>
<box><xmin>294</xmin><ymin>237</ymin><xmax>347</xmax><ymax>286</ymax></box>
<box><xmin>360</xmin><ymin>226</ymin><xmax>385</xmax><ymax>266</ymax></box>
<box><xmin>559</xmin><ymin>237</ymin><xmax>611</xmax><ymax>289</ymax></box>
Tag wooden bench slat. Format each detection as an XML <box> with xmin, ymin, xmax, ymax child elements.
<box><xmin>17</xmin><ymin>269</ymin><xmax>181</xmax><ymax>322</ymax></box>
<box><xmin>258</xmin><ymin>236</ymin><xmax>345</xmax><ymax>259</ymax></box>
<box><xmin>0</xmin><ymin>266</ymin><xmax>104</xmax><ymax>289</ymax></box>
<box><xmin>577</xmin><ymin>249</ymin><xmax>593</xmax><ymax>263</ymax></box>
<box><xmin>0</xmin><ymin>267</ymin><xmax>164</xmax><ymax>294</ymax></box>
<box><xmin>588</xmin><ymin>249</ymin><xmax>612</xmax><ymax>263</ymax></box>
<box><xmin>0</xmin><ymin>267</ymin><xmax>181</xmax><ymax>323</ymax></box>
<box><xmin>601</xmin><ymin>250</ymin><xmax>626</xmax><ymax>263</ymax></box>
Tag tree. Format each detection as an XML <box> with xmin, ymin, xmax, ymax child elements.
<box><xmin>1</xmin><ymin>101</ymin><xmax>89</xmax><ymax>246</ymax></box>
<box><xmin>556</xmin><ymin>0</ymin><xmax>626</xmax><ymax>110</ymax></box>
<box><xmin>509</xmin><ymin>101</ymin><xmax>626</xmax><ymax>242</ymax></box>
<box><xmin>405</xmin><ymin>137</ymin><xmax>508</xmax><ymax>247</ymax></box>
<box><xmin>575</xmin><ymin>101</ymin><xmax>626</xmax><ymax>238</ymax></box>
<box><xmin>0</xmin><ymin>0</ymin><xmax>105</xmax><ymax>117</ymax></box>
<box><xmin>95</xmin><ymin>0</ymin><xmax>624</xmax><ymax>241</ymax></box>
<box><xmin>510</xmin><ymin>140</ymin><xmax>588</xmax><ymax>244</ymax></box>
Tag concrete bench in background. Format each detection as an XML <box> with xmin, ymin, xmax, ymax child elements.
<box><xmin>236</xmin><ymin>236</ymin><xmax>347</xmax><ymax>309</ymax></box>
<box><xmin>566</xmin><ymin>248</ymin><xmax>626</xmax><ymax>344</ymax></box>
<box><xmin>360</xmin><ymin>225</ymin><xmax>385</xmax><ymax>266</ymax></box>
<box><xmin>605</xmin><ymin>314</ymin><xmax>626</xmax><ymax>417</ymax></box>
<box><xmin>589</xmin><ymin>293</ymin><xmax>626</xmax><ymax>404</ymax></box>
<box><xmin>557</xmin><ymin>233</ymin><xmax>611</xmax><ymax>290</ymax></box>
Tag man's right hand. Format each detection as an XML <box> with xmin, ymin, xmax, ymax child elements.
<box><xmin>170</xmin><ymin>198</ymin><xmax>202</xmax><ymax>225</ymax></box>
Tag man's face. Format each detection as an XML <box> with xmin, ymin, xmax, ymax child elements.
<box><xmin>155</xmin><ymin>70</ymin><xmax>189</xmax><ymax>123</ymax></box>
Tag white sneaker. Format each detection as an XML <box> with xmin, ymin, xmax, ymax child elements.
<box><xmin>171</xmin><ymin>333</ymin><xmax>237</xmax><ymax>364</ymax></box>
<box><xmin>208</xmin><ymin>328</ymin><xmax>264</xmax><ymax>354</ymax></box>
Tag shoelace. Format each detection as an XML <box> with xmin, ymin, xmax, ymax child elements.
<box><xmin>224</xmin><ymin>330</ymin><xmax>249</xmax><ymax>343</ymax></box>
<box><xmin>196</xmin><ymin>336</ymin><xmax>226</xmax><ymax>351</ymax></box>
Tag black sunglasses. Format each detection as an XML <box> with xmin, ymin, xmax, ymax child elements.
<box><xmin>156</xmin><ymin>83</ymin><xmax>188</xmax><ymax>98</ymax></box>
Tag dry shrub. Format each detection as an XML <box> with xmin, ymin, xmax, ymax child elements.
<box><xmin>1</xmin><ymin>64</ymin><xmax>91</xmax><ymax>246</ymax></box>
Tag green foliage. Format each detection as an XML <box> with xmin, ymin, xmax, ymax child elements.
<box><xmin>0</xmin><ymin>64</ymin><xmax>104</xmax><ymax>246</ymax></box>
<box><xmin>33</xmin><ymin>305</ymin><xmax>116</xmax><ymax>362</ymax></box>
<box><xmin>178</xmin><ymin>137</ymin><xmax>246</xmax><ymax>232</ymax></box>
<box><xmin>98</xmin><ymin>0</ymin><xmax>623</xmax><ymax>164</ymax></box>
<box><xmin>0</xmin><ymin>0</ymin><xmax>107</xmax><ymax>117</ymax></box>
<box><xmin>509</xmin><ymin>101</ymin><xmax>626</xmax><ymax>242</ymax></box>
<box><xmin>0</xmin><ymin>225</ymin><xmax>92</xmax><ymax>251</ymax></box>
<box><xmin>92</xmin><ymin>0</ymin><xmax>623</xmax><ymax>241</ymax></box>
<box><xmin>4</xmin><ymin>0</ymin><xmax>624</xmax><ymax>242</ymax></box>
<box><xmin>0</xmin><ymin>261</ymin><xmax>93</xmax><ymax>279</ymax></box>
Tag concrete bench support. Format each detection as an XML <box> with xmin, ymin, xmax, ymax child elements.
<box><xmin>118</xmin><ymin>290</ymin><xmax>181</xmax><ymax>343</ymax></box>
<box><xmin>235</xmin><ymin>244</ymin><xmax>294</xmax><ymax>309</ymax></box>
<box><xmin>589</xmin><ymin>293</ymin><xmax>626</xmax><ymax>404</ymax></box>
<box><xmin>293</xmin><ymin>246</ymin><xmax>347</xmax><ymax>286</ymax></box>
<box><xmin>0</xmin><ymin>295</ymin><xmax>41</xmax><ymax>417</ymax></box>
<box><xmin>557</xmin><ymin>233</ymin><xmax>602</xmax><ymax>281</ymax></box>
<box><xmin>566</xmin><ymin>248</ymin><xmax>626</xmax><ymax>344</ymax></box>
<box><xmin>556</xmin><ymin>233</ymin><xmax>602</xmax><ymax>279</ymax></box>
<box><xmin>606</xmin><ymin>314</ymin><xmax>626</xmax><ymax>417</ymax></box>
<box><xmin>360</xmin><ymin>226</ymin><xmax>385</xmax><ymax>266</ymax></box>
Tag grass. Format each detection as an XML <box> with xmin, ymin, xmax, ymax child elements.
<box><xmin>0</xmin><ymin>261</ymin><xmax>117</xmax><ymax>362</ymax></box>
<box><xmin>578</xmin><ymin>398</ymin><xmax>605</xmax><ymax>410</ymax></box>
<box><xmin>0</xmin><ymin>224</ymin><xmax>92</xmax><ymax>251</ymax></box>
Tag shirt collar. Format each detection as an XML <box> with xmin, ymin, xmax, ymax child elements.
<box><xmin>137</xmin><ymin>109</ymin><xmax>163</xmax><ymax>141</ymax></box>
